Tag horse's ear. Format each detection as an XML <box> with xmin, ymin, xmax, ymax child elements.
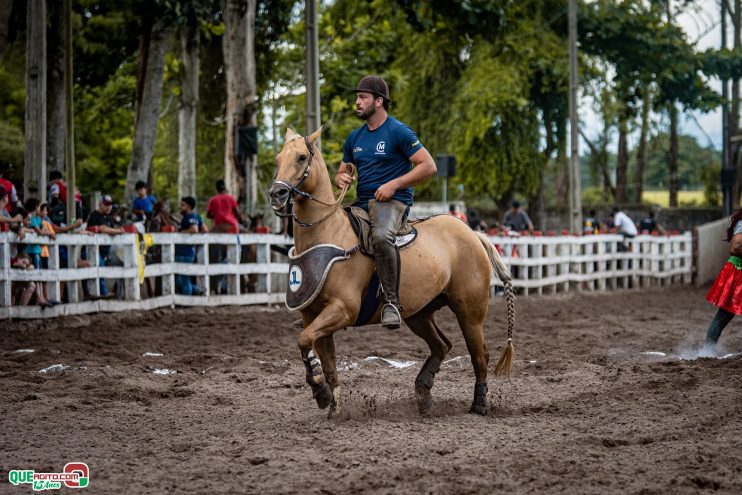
<box><xmin>308</xmin><ymin>125</ymin><xmax>323</xmax><ymax>145</ymax></box>
<box><xmin>285</xmin><ymin>128</ymin><xmax>297</xmax><ymax>142</ymax></box>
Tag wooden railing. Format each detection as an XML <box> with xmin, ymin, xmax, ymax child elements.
<box><xmin>1</xmin><ymin>231</ymin><xmax>692</xmax><ymax>319</ymax></box>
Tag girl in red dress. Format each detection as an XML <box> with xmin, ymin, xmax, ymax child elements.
<box><xmin>705</xmin><ymin>209</ymin><xmax>742</xmax><ymax>348</ymax></box>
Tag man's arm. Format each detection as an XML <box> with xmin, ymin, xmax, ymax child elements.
<box><xmin>53</xmin><ymin>219</ymin><xmax>83</xmax><ymax>233</ymax></box>
<box><xmin>98</xmin><ymin>224</ymin><xmax>124</xmax><ymax>235</ymax></box>
<box><xmin>374</xmin><ymin>148</ymin><xmax>437</xmax><ymax>201</ymax></box>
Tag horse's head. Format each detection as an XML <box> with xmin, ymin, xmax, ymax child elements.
<box><xmin>269</xmin><ymin>126</ymin><xmax>324</xmax><ymax>215</ymax></box>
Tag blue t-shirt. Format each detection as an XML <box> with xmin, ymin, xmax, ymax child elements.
<box><xmin>175</xmin><ymin>212</ymin><xmax>203</xmax><ymax>258</ymax></box>
<box><xmin>132</xmin><ymin>195</ymin><xmax>157</xmax><ymax>219</ymax></box>
<box><xmin>342</xmin><ymin>116</ymin><xmax>424</xmax><ymax>210</ymax></box>
<box><xmin>23</xmin><ymin>216</ymin><xmax>43</xmax><ymax>254</ymax></box>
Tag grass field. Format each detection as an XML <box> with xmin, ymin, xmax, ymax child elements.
<box><xmin>641</xmin><ymin>190</ymin><xmax>706</xmax><ymax>207</ymax></box>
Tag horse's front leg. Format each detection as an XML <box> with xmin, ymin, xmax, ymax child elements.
<box><xmin>298</xmin><ymin>301</ymin><xmax>350</xmax><ymax>411</ymax></box>
<box><xmin>314</xmin><ymin>335</ymin><xmax>341</xmax><ymax>416</ymax></box>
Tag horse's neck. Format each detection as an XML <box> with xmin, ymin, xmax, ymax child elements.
<box><xmin>292</xmin><ymin>162</ymin><xmax>355</xmax><ymax>253</ymax></box>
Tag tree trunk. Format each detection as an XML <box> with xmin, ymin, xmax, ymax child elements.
<box><xmin>634</xmin><ymin>91</ymin><xmax>650</xmax><ymax>204</ymax></box>
<box><xmin>579</xmin><ymin>128</ymin><xmax>615</xmax><ymax>200</ymax></box>
<box><xmin>668</xmin><ymin>102</ymin><xmax>679</xmax><ymax>207</ymax></box>
<box><xmin>24</xmin><ymin>0</ymin><xmax>47</xmax><ymax>200</ymax></box>
<box><xmin>134</xmin><ymin>20</ymin><xmax>153</xmax><ymax>128</ymax></box>
<box><xmin>554</xmin><ymin>133</ymin><xmax>568</xmax><ymax>204</ymax></box>
<box><xmin>0</xmin><ymin>0</ymin><xmax>12</xmax><ymax>60</ymax></box>
<box><xmin>615</xmin><ymin>115</ymin><xmax>629</xmax><ymax>203</ymax></box>
<box><xmin>46</xmin><ymin>0</ymin><xmax>65</xmax><ymax>176</ymax></box>
<box><xmin>178</xmin><ymin>20</ymin><xmax>199</xmax><ymax>200</ymax></box>
<box><xmin>223</xmin><ymin>0</ymin><xmax>257</xmax><ymax>214</ymax></box>
<box><xmin>125</xmin><ymin>19</ymin><xmax>172</xmax><ymax>203</ymax></box>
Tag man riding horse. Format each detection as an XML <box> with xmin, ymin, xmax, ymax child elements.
<box><xmin>335</xmin><ymin>75</ymin><xmax>437</xmax><ymax>329</ymax></box>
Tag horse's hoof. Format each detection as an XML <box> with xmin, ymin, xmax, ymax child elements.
<box><xmin>313</xmin><ymin>382</ymin><xmax>334</xmax><ymax>410</ymax></box>
<box><xmin>469</xmin><ymin>402</ymin><xmax>487</xmax><ymax>416</ymax></box>
<box><xmin>415</xmin><ymin>384</ymin><xmax>433</xmax><ymax>414</ymax></box>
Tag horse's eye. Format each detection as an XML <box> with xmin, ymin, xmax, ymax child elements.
<box><xmin>298</xmin><ymin>154</ymin><xmax>307</xmax><ymax>162</ymax></box>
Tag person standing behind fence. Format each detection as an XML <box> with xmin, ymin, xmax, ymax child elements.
<box><xmin>639</xmin><ymin>211</ymin><xmax>666</xmax><ymax>235</ymax></box>
<box><xmin>0</xmin><ymin>167</ymin><xmax>19</xmax><ymax>209</ymax></box>
<box><xmin>207</xmin><ymin>180</ymin><xmax>245</xmax><ymax>233</ymax></box>
<box><xmin>0</xmin><ymin>186</ymin><xmax>22</xmax><ymax>229</ymax></box>
<box><xmin>503</xmin><ymin>201</ymin><xmax>534</xmax><ymax>234</ymax></box>
<box><xmin>86</xmin><ymin>195</ymin><xmax>125</xmax><ymax>297</ymax></box>
<box><xmin>449</xmin><ymin>204</ymin><xmax>467</xmax><ymax>223</ymax></box>
<box><xmin>703</xmin><ymin>210</ymin><xmax>742</xmax><ymax>352</ymax></box>
<box><xmin>583</xmin><ymin>209</ymin><xmax>600</xmax><ymax>235</ymax></box>
<box><xmin>609</xmin><ymin>206</ymin><xmax>637</xmax><ymax>251</ymax></box>
<box><xmin>175</xmin><ymin>197</ymin><xmax>205</xmax><ymax>296</ymax></box>
<box><xmin>132</xmin><ymin>181</ymin><xmax>157</xmax><ymax>222</ymax></box>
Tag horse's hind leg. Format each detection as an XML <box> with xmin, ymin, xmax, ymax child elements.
<box><xmin>405</xmin><ymin>296</ymin><xmax>452</xmax><ymax>414</ymax></box>
<box><xmin>450</xmin><ymin>302</ymin><xmax>490</xmax><ymax>415</ymax></box>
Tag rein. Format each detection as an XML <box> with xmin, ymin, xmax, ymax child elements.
<box><xmin>273</xmin><ymin>135</ymin><xmax>351</xmax><ymax>228</ymax></box>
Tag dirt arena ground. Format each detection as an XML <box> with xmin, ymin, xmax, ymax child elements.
<box><xmin>1</xmin><ymin>286</ymin><xmax>741</xmax><ymax>494</ymax></box>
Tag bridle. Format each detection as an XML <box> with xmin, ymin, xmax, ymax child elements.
<box><xmin>271</xmin><ymin>135</ymin><xmax>350</xmax><ymax>228</ymax></box>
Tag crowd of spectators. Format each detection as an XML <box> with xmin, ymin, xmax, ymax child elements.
<box><xmin>1</xmin><ymin>164</ymin><xmax>253</xmax><ymax>308</ymax></box>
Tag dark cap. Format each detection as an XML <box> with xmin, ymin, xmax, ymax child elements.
<box><xmin>101</xmin><ymin>194</ymin><xmax>113</xmax><ymax>206</ymax></box>
<box><xmin>354</xmin><ymin>75</ymin><xmax>390</xmax><ymax>101</ymax></box>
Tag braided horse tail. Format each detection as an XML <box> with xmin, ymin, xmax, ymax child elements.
<box><xmin>474</xmin><ymin>232</ymin><xmax>516</xmax><ymax>378</ymax></box>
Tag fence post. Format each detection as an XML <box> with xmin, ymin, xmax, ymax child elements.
<box><xmin>161</xmin><ymin>236</ymin><xmax>175</xmax><ymax>300</ymax></box>
<box><xmin>256</xmin><ymin>239</ymin><xmax>270</xmax><ymax>294</ymax></box>
<box><xmin>47</xmin><ymin>238</ymin><xmax>61</xmax><ymax>301</ymax></box>
<box><xmin>227</xmin><ymin>239</ymin><xmax>239</xmax><ymax>295</ymax></box>
<box><xmin>66</xmin><ymin>240</ymin><xmax>80</xmax><ymax>303</ymax></box>
<box><xmin>89</xmin><ymin>240</ymin><xmax>100</xmax><ymax>298</ymax></box>
<box><xmin>123</xmin><ymin>235</ymin><xmax>140</xmax><ymax>301</ymax></box>
<box><xmin>1</xmin><ymin>234</ymin><xmax>11</xmax><ymax>307</ymax></box>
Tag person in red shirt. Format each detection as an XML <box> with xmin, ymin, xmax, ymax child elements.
<box><xmin>448</xmin><ymin>204</ymin><xmax>467</xmax><ymax>223</ymax></box>
<box><xmin>206</xmin><ymin>180</ymin><xmax>245</xmax><ymax>233</ymax></box>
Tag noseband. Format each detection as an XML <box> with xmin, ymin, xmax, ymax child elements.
<box><xmin>272</xmin><ymin>135</ymin><xmax>350</xmax><ymax>228</ymax></box>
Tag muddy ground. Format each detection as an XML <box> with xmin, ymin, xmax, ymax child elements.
<box><xmin>1</xmin><ymin>286</ymin><xmax>741</xmax><ymax>494</ymax></box>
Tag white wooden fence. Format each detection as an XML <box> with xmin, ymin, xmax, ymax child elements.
<box><xmin>1</xmin><ymin>231</ymin><xmax>692</xmax><ymax>319</ymax></box>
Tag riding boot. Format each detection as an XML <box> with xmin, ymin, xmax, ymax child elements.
<box><xmin>369</xmin><ymin>199</ymin><xmax>407</xmax><ymax>329</ymax></box>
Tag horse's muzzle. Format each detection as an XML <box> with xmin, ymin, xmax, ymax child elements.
<box><xmin>269</xmin><ymin>182</ymin><xmax>291</xmax><ymax>212</ymax></box>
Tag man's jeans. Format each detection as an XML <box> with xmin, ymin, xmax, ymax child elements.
<box><xmin>99</xmin><ymin>255</ymin><xmax>109</xmax><ymax>296</ymax></box>
<box><xmin>175</xmin><ymin>254</ymin><xmax>196</xmax><ymax>295</ymax></box>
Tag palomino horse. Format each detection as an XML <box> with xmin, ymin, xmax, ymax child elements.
<box><xmin>269</xmin><ymin>127</ymin><xmax>515</xmax><ymax>416</ymax></box>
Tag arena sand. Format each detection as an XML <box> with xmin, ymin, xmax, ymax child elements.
<box><xmin>1</xmin><ymin>286</ymin><xmax>741</xmax><ymax>494</ymax></box>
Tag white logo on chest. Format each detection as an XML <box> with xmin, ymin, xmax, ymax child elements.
<box><xmin>289</xmin><ymin>265</ymin><xmax>303</xmax><ymax>292</ymax></box>
<box><xmin>375</xmin><ymin>141</ymin><xmax>386</xmax><ymax>154</ymax></box>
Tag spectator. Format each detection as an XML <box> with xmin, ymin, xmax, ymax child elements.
<box><xmin>48</xmin><ymin>199</ymin><xmax>91</xmax><ymax>302</ymax></box>
<box><xmin>174</xmin><ymin>197</ymin><xmax>205</xmax><ymax>296</ymax></box>
<box><xmin>0</xmin><ymin>186</ymin><xmax>22</xmax><ymax>229</ymax></box>
<box><xmin>609</xmin><ymin>207</ymin><xmax>638</xmax><ymax>238</ymax></box>
<box><xmin>583</xmin><ymin>209</ymin><xmax>600</xmax><ymax>235</ymax></box>
<box><xmin>21</xmin><ymin>198</ymin><xmax>54</xmax><ymax>269</ymax></box>
<box><xmin>466</xmin><ymin>208</ymin><xmax>487</xmax><ymax>232</ymax></box>
<box><xmin>48</xmin><ymin>170</ymin><xmax>82</xmax><ymax>205</ymax></box>
<box><xmin>12</xmin><ymin>253</ymin><xmax>53</xmax><ymax>307</ymax></box>
<box><xmin>0</xmin><ymin>167</ymin><xmax>19</xmax><ymax>208</ymax></box>
<box><xmin>639</xmin><ymin>211</ymin><xmax>666</xmax><ymax>235</ymax></box>
<box><xmin>132</xmin><ymin>181</ymin><xmax>157</xmax><ymax>221</ymax></box>
<box><xmin>449</xmin><ymin>204</ymin><xmax>467</xmax><ymax>223</ymax></box>
<box><xmin>86</xmin><ymin>194</ymin><xmax>125</xmax><ymax>297</ymax></box>
<box><xmin>207</xmin><ymin>179</ymin><xmax>245</xmax><ymax>233</ymax></box>
<box><xmin>503</xmin><ymin>200</ymin><xmax>534</xmax><ymax>234</ymax></box>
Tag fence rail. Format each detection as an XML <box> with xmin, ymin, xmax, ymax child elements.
<box><xmin>1</xmin><ymin>231</ymin><xmax>692</xmax><ymax>319</ymax></box>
